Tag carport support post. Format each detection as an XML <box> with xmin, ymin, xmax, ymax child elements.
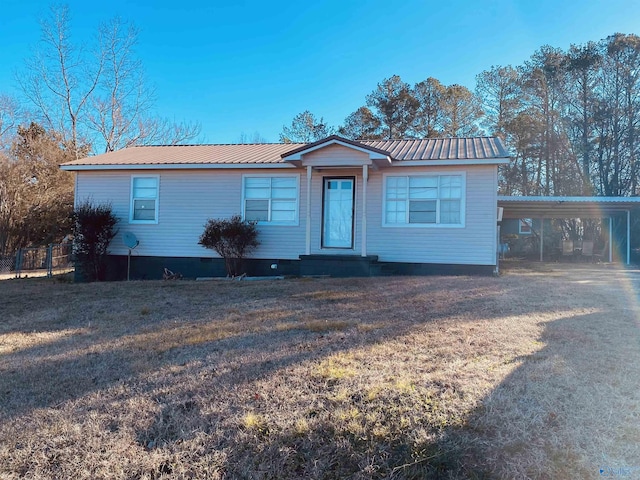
<box><xmin>539</xmin><ymin>217</ymin><xmax>544</xmax><ymax>262</ymax></box>
<box><xmin>609</xmin><ymin>217</ymin><xmax>613</xmax><ymax>263</ymax></box>
<box><xmin>627</xmin><ymin>210</ymin><xmax>631</xmax><ymax>265</ymax></box>
<box><xmin>47</xmin><ymin>243</ymin><xmax>53</xmax><ymax>278</ymax></box>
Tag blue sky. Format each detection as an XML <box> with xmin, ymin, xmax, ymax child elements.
<box><xmin>2</xmin><ymin>0</ymin><xmax>640</xmax><ymax>144</ymax></box>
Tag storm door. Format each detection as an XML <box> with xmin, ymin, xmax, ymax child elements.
<box><xmin>322</xmin><ymin>177</ymin><xmax>355</xmax><ymax>248</ymax></box>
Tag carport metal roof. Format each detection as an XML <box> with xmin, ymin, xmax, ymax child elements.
<box><xmin>497</xmin><ymin>196</ymin><xmax>640</xmax><ymax>265</ymax></box>
<box><xmin>497</xmin><ymin>196</ymin><xmax>640</xmax><ymax>219</ymax></box>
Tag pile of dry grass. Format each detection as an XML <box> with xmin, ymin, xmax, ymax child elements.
<box><xmin>0</xmin><ymin>266</ymin><xmax>638</xmax><ymax>478</ymax></box>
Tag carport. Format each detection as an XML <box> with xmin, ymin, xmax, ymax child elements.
<box><xmin>497</xmin><ymin>196</ymin><xmax>640</xmax><ymax>264</ymax></box>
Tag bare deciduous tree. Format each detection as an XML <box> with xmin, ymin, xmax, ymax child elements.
<box><xmin>18</xmin><ymin>5</ymin><xmax>200</xmax><ymax>156</ymax></box>
<box><xmin>18</xmin><ymin>5</ymin><xmax>101</xmax><ymax>157</ymax></box>
<box><xmin>0</xmin><ymin>94</ymin><xmax>26</xmax><ymax>150</ymax></box>
<box><xmin>238</xmin><ymin>131</ymin><xmax>268</xmax><ymax>143</ymax></box>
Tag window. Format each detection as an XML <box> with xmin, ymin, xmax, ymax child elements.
<box><xmin>130</xmin><ymin>176</ymin><xmax>159</xmax><ymax>223</ymax></box>
<box><xmin>384</xmin><ymin>174</ymin><xmax>463</xmax><ymax>226</ymax></box>
<box><xmin>243</xmin><ymin>176</ymin><xmax>298</xmax><ymax>225</ymax></box>
<box><xmin>519</xmin><ymin>218</ymin><xmax>532</xmax><ymax>234</ymax></box>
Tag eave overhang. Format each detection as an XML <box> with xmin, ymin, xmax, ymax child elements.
<box><xmin>394</xmin><ymin>157</ymin><xmax>511</xmax><ymax>167</ymax></box>
<box><xmin>498</xmin><ymin>195</ymin><xmax>640</xmax><ymax>219</ymax></box>
<box><xmin>60</xmin><ymin>163</ymin><xmax>296</xmax><ymax>171</ymax></box>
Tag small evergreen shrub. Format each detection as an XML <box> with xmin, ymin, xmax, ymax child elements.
<box><xmin>72</xmin><ymin>200</ymin><xmax>118</xmax><ymax>281</ymax></box>
<box><xmin>199</xmin><ymin>215</ymin><xmax>259</xmax><ymax>277</ymax></box>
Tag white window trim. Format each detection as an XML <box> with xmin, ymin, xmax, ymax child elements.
<box><xmin>241</xmin><ymin>174</ymin><xmax>300</xmax><ymax>226</ymax></box>
<box><xmin>129</xmin><ymin>175</ymin><xmax>160</xmax><ymax>224</ymax></box>
<box><xmin>519</xmin><ymin>218</ymin><xmax>533</xmax><ymax>234</ymax></box>
<box><xmin>382</xmin><ymin>171</ymin><xmax>466</xmax><ymax>228</ymax></box>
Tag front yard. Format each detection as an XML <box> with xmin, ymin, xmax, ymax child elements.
<box><xmin>0</xmin><ymin>266</ymin><xmax>638</xmax><ymax>478</ymax></box>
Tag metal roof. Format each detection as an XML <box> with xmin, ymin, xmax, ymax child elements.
<box><xmin>60</xmin><ymin>136</ymin><xmax>509</xmax><ymax>170</ymax></box>
<box><xmin>498</xmin><ymin>196</ymin><xmax>640</xmax><ymax>218</ymax></box>
<box><xmin>363</xmin><ymin>137</ymin><xmax>508</xmax><ymax>160</ymax></box>
<box><xmin>61</xmin><ymin>143</ymin><xmax>306</xmax><ymax>168</ymax></box>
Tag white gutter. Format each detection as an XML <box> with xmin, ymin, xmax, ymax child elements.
<box><xmin>60</xmin><ymin>163</ymin><xmax>297</xmax><ymax>171</ymax></box>
<box><xmin>396</xmin><ymin>158</ymin><xmax>511</xmax><ymax>167</ymax></box>
<box><xmin>62</xmin><ymin>157</ymin><xmax>512</xmax><ymax>171</ymax></box>
<box><xmin>498</xmin><ymin>195</ymin><xmax>640</xmax><ymax>203</ymax></box>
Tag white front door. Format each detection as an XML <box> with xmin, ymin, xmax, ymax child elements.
<box><xmin>322</xmin><ymin>178</ymin><xmax>354</xmax><ymax>248</ymax></box>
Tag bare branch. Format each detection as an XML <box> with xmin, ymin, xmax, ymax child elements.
<box><xmin>18</xmin><ymin>5</ymin><xmax>104</xmax><ymax>157</ymax></box>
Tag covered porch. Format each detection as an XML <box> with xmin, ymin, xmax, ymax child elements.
<box><xmin>498</xmin><ymin>196</ymin><xmax>640</xmax><ymax>265</ymax></box>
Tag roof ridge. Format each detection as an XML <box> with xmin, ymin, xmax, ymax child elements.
<box><xmin>131</xmin><ymin>142</ymin><xmax>302</xmax><ymax>148</ymax></box>
<box><xmin>131</xmin><ymin>137</ymin><xmax>500</xmax><ymax>149</ymax></box>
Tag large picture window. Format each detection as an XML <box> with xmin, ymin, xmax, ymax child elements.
<box><xmin>130</xmin><ymin>176</ymin><xmax>159</xmax><ymax>223</ymax></box>
<box><xmin>384</xmin><ymin>174</ymin><xmax>464</xmax><ymax>226</ymax></box>
<box><xmin>243</xmin><ymin>176</ymin><xmax>298</xmax><ymax>225</ymax></box>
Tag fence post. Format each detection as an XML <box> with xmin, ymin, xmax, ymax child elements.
<box><xmin>47</xmin><ymin>244</ymin><xmax>53</xmax><ymax>278</ymax></box>
<box><xmin>14</xmin><ymin>248</ymin><xmax>21</xmax><ymax>278</ymax></box>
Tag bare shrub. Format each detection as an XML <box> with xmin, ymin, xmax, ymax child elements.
<box><xmin>198</xmin><ymin>215</ymin><xmax>259</xmax><ymax>277</ymax></box>
<box><xmin>72</xmin><ymin>200</ymin><xmax>118</xmax><ymax>281</ymax></box>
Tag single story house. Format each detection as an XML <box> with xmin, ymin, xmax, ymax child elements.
<box><xmin>60</xmin><ymin>135</ymin><xmax>510</xmax><ymax>279</ymax></box>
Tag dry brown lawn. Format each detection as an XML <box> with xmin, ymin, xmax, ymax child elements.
<box><xmin>1</xmin><ymin>265</ymin><xmax>639</xmax><ymax>479</ymax></box>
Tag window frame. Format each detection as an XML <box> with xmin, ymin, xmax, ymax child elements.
<box><xmin>519</xmin><ymin>218</ymin><xmax>533</xmax><ymax>234</ymax></box>
<box><xmin>241</xmin><ymin>174</ymin><xmax>300</xmax><ymax>226</ymax></box>
<box><xmin>382</xmin><ymin>172</ymin><xmax>466</xmax><ymax>228</ymax></box>
<box><xmin>129</xmin><ymin>175</ymin><xmax>160</xmax><ymax>224</ymax></box>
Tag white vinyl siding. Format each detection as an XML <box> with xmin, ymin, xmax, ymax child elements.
<box><xmin>368</xmin><ymin>166</ymin><xmax>497</xmax><ymax>265</ymax></box>
<box><xmin>75</xmin><ymin>170</ymin><xmax>306</xmax><ymax>260</ymax></box>
<box><xmin>243</xmin><ymin>176</ymin><xmax>298</xmax><ymax>225</ymax></box>
<box><xmin>384</xmin><ymin>174</ymin><xmax>464</xmax><ymax>226</ymax></box>
<box><xmin>130</xmin><ymin>176</ymin><xmax>159</xmax><ymax>223</ymax></box>
<box><xmin>74</xmin><ymin>163</ymin><xmax>497</xmax><ymax>267</ymax></box>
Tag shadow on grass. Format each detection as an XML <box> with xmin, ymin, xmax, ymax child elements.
<box><xmin>2</xmin><ymin>274</ymin><xmax>547</xmax><ymax>418</ymax></box>
<box><xmin>1</xmin><ymin>269</ymin><xmax>638</xmax><ymax>478</ymax></box>
<box><xmin>429</xmin><ymin>311</ymin><xmax>640</xmax><ymax>478</ymax></box>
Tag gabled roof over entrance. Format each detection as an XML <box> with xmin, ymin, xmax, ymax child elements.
<box><xmin>281</xmin><ymin>135</ymin><xmax>510</xmax><ymax>166</ymax></box>
<box><xmin>281</xmin><ymin>135</ymin><xmax>391</xmax><ymax>161</ymax></box>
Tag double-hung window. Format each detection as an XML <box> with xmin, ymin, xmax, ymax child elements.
<box><xmin>385</xmin><ymin>174</ymin><xmax>464</xmax><ymax>226</ymax></box>
<box><xmin>130</xmin><ymin>176</ymin><xmax>159</xmax><ymax>223</ymax></box>
<box><xmin>243</xmin><ymin>176</ymin><xmax>298</xmax><ymax>225</ymax></box>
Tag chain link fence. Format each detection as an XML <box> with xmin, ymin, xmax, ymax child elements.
<box><xmin>0</xmin><ymin>244</ymin><xmax>73</xmax><ymax>279</ymax></box>
<box><xmin>0</xmin><ymin>255</ymin><xmax>15</xmax><ymax>277</ymax></box>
